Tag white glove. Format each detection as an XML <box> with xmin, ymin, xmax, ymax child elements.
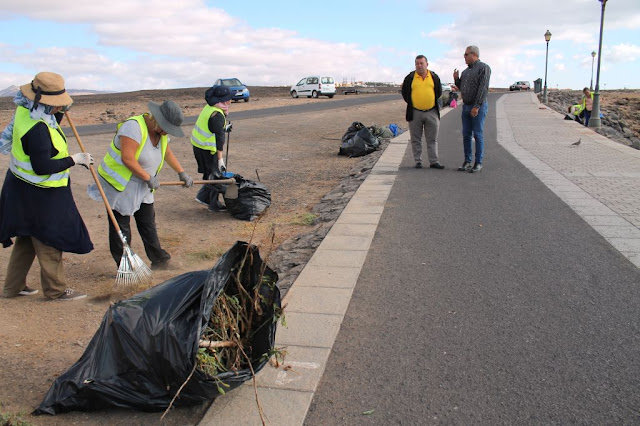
<box><xmin>71</xmin><ymin>153</ymin><xmax>94</xmax><ymax>169</ymax></box>
<box><xmin>224</xmin><ymin>122</ymin><xmax>233</xmax><ymax>133</ymax></box>
<box><xmin>218</xmin><ymin>157</ymin><xmax>226</xmax><ymax>173</ymax></box>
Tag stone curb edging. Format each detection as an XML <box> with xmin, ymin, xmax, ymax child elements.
<box><xmin>199</xmin><ymin>109</ymin><xmax>451</xmax><ymax>425</ymax></box>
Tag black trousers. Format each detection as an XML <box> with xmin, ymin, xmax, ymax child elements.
<box><xmin>107</xmin><ymin>202</ymin><xmax>170</xmax><ymax>267</ymax></box>
<box><xmin>193</xmin><ymin>146</ymin><xmax>226</xmax><ymax>210</ymax></box>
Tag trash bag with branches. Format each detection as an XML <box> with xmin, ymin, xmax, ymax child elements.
<box><xmin>35</xmin><ymin>241</ymin><xmax>281</xmax><ymax>415</ymax></box>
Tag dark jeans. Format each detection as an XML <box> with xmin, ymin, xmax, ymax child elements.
<box><xmin>461</xmin><ymin>102</ymin><xmax>488</xmax><ymax>164</ymax></box>
<box><xmin>107</xmin><ymin>202</ymin><xmax>170</xmax><ymax>267</ymax></box>
<box><xmin>584</xmin><ymin>110</ymin><xmax>591</xmax><ymax>126</ymax></box>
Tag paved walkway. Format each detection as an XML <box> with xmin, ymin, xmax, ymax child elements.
<box><xmin>497</xmin><ymin>92</ymin><xmax>640</xmax><ymax>268</ymax></box>
<box><xmin>199</xmin><ymin>92</ymin><xmax>640</xmax><ymax>425</ymax></box>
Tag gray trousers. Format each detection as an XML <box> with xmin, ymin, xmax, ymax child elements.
<box><xmin>408</xmin><ymin>108</ymin><xmax>440</xmax><ymax>164</ymax></box>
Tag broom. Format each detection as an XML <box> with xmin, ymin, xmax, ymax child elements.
<box><xmin>65</xmin><ymin>112</ymin><xmax>152</xmax><ymax>287</ymax></box>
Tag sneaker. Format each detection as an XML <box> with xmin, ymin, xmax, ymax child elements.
<box><xmin>430</xmin><ymin>162</ymin><xmax>445</xmax><ymax>169</ymax></box>
<box><xmin>415</xmin><ymin>161</ymin><xmax>423</xmax><ymax>169</ymax></box>
<box><xmin>457</xmin><ymin>161</ymin><xmax>472</xmax><ymax>172</ymax></box>
<box><xmin>56</xmin><ymin>289</ymin><xmax>87</xmax><ymax>301</ymax></box>
<box><xmin>469</xmin><ymin>163</ymin><xmax>483</xmax><ymax>173</ymax></box>
<box><xmin>18</xmin><ymin>286</ymin><xmax>38</xmax><ymax>296</ymax></box>
<box><xmin>195</xmin><ymin>197</ymin><xmax>209</xmax><ymax>207</ymax></box>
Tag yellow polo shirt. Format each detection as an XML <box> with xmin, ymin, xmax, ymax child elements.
<box><xmin>411</xmin><ymin>71</ymin><xmax>436</xmax><ymax>111</ymax></box>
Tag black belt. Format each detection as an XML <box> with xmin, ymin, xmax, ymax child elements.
<box><xmin>413</xmin><ymin>106</ymin><xmax>436</xmax><ymax>112</ymax></box>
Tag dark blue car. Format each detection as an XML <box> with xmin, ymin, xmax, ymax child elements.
<box><xmin>214</xmin><ymin>78</ymin><xmax>250</xmax><ymax>102</ymax></box>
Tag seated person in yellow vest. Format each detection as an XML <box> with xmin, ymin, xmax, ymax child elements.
<box><xmin>191</xmin><ymin>85</ymin><xmax>233</xmax><ymax>211</ymax></box>
<box><xmin>191</xmin><ymin>86</ymin><xmax>233</xmax><ymax>212</ymax></box>
<box><xmin>97</xmin><ymin>100</ymin><xmax>193</xmax><ymax>270</ymax></box>
<box><xmin>0</xmin><ymin>72</ymin><xmax>94</xmax><ymax>301</ymax></box>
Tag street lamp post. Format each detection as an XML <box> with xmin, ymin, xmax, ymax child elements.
<box><xmin>589</xmin><ymin>0</ymin><xmax>607</xmax><ymax>128</ymax></box>
<box><xmin>590</xmin><ymin>51</ymin><xmax>596</xmax><ymax>91</ymax></box>
<box><xmin>543</xmin><ymin>29</ymin><xmax>552</xmax><ymax>104</ymax></box>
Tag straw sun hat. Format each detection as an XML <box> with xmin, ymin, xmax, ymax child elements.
<box><xmin>20</xmin><ymin>71</ymin><xmax>73</xmax><ymax>107</ymax></box>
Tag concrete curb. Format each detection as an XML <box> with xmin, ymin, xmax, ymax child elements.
<box><xmin>199</xmin><ymin>109</ymin><xmax>452</xmax><ymax>425</ymax></box>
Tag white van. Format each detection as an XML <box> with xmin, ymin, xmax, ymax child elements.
<box><xmin>290</xmin><ymin>76</ymin><xmax>336</xmax><ymax>98</ymax></box>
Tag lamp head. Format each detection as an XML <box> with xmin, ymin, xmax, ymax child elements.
<box><xmin>591</xmin><ymin>51</ymin><xmax>596</xmax><ymax>58</ymax></box>
<box><xmin>544</xmin><ymin>30</ymin><xmax>552</xmax><ymax>42</ymax></box>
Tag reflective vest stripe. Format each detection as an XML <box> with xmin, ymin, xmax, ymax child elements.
<box><xmin>9</xmin><ymin>156</ymin><xmax>69</xmax><ymax>183</ymax></box>
<box><xmin>193</xmin><ymin>123</ymin><xmax>213</xmax><ymax>139</ymax></box>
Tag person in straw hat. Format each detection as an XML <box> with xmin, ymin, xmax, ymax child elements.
<box><xmin>0</xmin><ymin>71</ymin><xmax>95</xmax><ymax>301</ymax></box>
<box><xmin>191</xmin><ymin>84</ymin><xmax>233</xmax><ymax>212</ymax></box>
<box><xmin>97</xmin><ymin>100</ymin><xmax>193</xmax><ymax>270</ymax></box>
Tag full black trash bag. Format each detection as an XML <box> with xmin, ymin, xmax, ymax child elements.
<box><xmin>35</xmin><ymin>241</ymin><xmax>280</xmax><ymax>415</ymax></box>
<box><xmin>338</xmin><ymin>121</ymin><xmax>380</xmax><ymax>157</ymax></box>
<box><xmin>223</xmin><ymin>174</ymin><xmax>271</xmax><ymax>221</ymax></box>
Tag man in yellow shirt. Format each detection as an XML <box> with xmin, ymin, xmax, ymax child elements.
<box><xmin>401</xmin><ymin>55</ymin><xmax>444</xmax><ymax>169</ymax></box>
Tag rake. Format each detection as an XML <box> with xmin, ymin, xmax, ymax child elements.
<box><xmin>65</xmin><ymin>112</ymin><xmax>152</xmax><ymax>287</ymax></box>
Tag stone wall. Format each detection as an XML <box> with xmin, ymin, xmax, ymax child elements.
<box><xmin>539</xmin><ymin>90</ymin><xmax>640</xmax><ymax>150</ymax></box>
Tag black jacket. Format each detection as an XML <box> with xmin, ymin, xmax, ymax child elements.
<box><xmin>401</xmin><ymin>70</ymin><xmax>442</xmax><ymax>122</ymax></box>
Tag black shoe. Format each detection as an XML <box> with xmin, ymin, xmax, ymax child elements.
<box><xmin>430</xmin><ymin>162</ymin><xmax>445</xmax><ymax>169</ymax></box>
<box><xmin>208</xmin><ymin>203</ymin><xmax>227</xmax><ymax>212</ymax></box>
<box><xmin>469</xmin><ymin>163</ymin><xmax>483</xmax><ymax>173</ymax></box>
<box><xmin>151</xmin><ymin>260</ymin><xmax>171</xmax><ymax>270</ymax></box>
<box><xmin>415</xmin><ymin>161</ymin><xmax>423</xmax><ymax>169</ymax></box>
<box><xmin>457</xmin><ymin>161</ymin><xmax>472</xmax><ymax>172</ymax></box>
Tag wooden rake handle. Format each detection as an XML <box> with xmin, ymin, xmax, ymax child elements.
<box><xmin>64</xmin><ymin>112</ymin><xmax>123</xmax><ymax>235</ymax></box>
<box><xmin>159</xmin><ymin>178</ymin><xmax>236</xmax><ymax>186</ymax></box>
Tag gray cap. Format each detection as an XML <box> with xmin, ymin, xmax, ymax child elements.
<box><xmin>148</xmin><ymin>100</ymin><xmax>185</xmax><ymax>137</ymax></box>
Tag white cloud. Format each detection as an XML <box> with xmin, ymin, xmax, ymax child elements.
<box><xmin>605</xmin><ymin>43</ymin><xmax>640</xmax><ymax>63</ymax></box>
<box><xmin>0</xmin><ymin>0</ymin><xmax>394</xmax><ymax>91</ymax></box>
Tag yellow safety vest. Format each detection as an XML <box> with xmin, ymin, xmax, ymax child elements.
<box><xmin>191</xmin><ymin>105</ymin><xmax>226</xmax><ymax>153</ymax></box>
<box><xmin>581</xmin><ymin>92</ymin><xmax>594</xmax><ymax>110</ymax></box>
<box><xmin>9</xmin><ymin>106</ymin><xmax>70</xmax><ymax>188</ymax></box>
<box><xmin>98</xmin><ymin>114</ymin><xmax>167</xmax><ymax>191</ymax></box>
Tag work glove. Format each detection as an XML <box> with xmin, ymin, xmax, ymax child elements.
<box><xmin>145</xmin><ymin>175</ymin><xmax>160</xmax><ymax>191</ymax></box>
<box><xmin>218</xmin><ymin>157</ymin><xmax>226</xmax><ymax>173</ymax></box>
<box><xmin>71</xmin><ymin>152</ymin><xmax>94</xmax><ymax>169</ymax></box>
<box><xmin>224</xmin><ymin>122</ymin><xmax>233</xmax><ymax>133</ymax></box>
<box><xmin>178</xmin><ymin>171</ymin><xmax>193</xmax><ymax>188</ymax></box>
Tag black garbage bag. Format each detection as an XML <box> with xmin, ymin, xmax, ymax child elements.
<box><xmin>35</xmin><ymin>241</ymin><xmax>280</xmax><ymax>415</ymax></box>
<box><xmin>223</xmin><ymin>174</ymin><xmax>271</xmax><ymax>221</ymax></box>
<box><xmin>338</xmin><ymin>121</ymin><xmax>380</xmax><ymax>157</ymax></box>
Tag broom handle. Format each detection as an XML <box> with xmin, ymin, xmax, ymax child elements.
<box><xmin>159</xmin><ymin>179</ymin><xmax>235</xmax><ymax>186</ymax></box>
<box><xmin>64</xmin><ymin>112</ymin><xmax>124</xmax><ymax>236</ymax></box>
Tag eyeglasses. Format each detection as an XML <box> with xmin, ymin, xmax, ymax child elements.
<box><xmin>464</xmin><ymin>53</ymin><xmax>471</xmax><ymax>56</ymax></box>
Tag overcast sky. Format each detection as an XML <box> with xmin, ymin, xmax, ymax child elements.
<box><xmin>1</xmin><ymin>0</ymin><xmax>639</xmax><ymax>92</ymax></box>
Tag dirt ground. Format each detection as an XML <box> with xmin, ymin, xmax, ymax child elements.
<box><xmin>0</xmin><ymin>88</ymin><xmax>405</xmax><ymax>424</ymax></box>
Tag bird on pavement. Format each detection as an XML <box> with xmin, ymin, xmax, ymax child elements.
<box><xmin>571</xmin><ymin>138</ymin><xmax>581</xmax><ymax>146</ymax></box>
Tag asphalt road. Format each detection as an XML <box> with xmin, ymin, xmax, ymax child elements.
<box><xmin>305</xmin><ymin>94</ymin><xmax>640</xmax><ymax>424</ymax></box>
<box><xmin>61</xmin><ymin>93</ymin><xmax>400</xmax><ymax>137</ymax></box>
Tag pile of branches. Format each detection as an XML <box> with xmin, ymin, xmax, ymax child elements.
<box><xmin>196</xmin><ymin>249</ymin><xmax>283</xmax><ymax>394</ymax></box>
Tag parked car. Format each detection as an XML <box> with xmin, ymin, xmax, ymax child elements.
<box><xmin>509</xmin><ymin>81</ymin><xmax>531</xmax><ymax>91</ymax></box>
<box><xmin>214</xmin><ymin>78</ymin><xmax>250</xmax><ymax>102</ymax></box>
<box><xmin>290</xmin><ymin>76</ymin><xmax>336</xmax><ymax>98</ymax></box>
<box><xmin>439</xmin><ymin>83</ymin><xmax>452</xmax><ymax>108</ymax></box>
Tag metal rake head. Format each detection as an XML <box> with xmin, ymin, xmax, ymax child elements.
<box><xmin>116</xmin><ymin>246</ymin><xmax>152</xmax><ymax>287</ymax></box>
